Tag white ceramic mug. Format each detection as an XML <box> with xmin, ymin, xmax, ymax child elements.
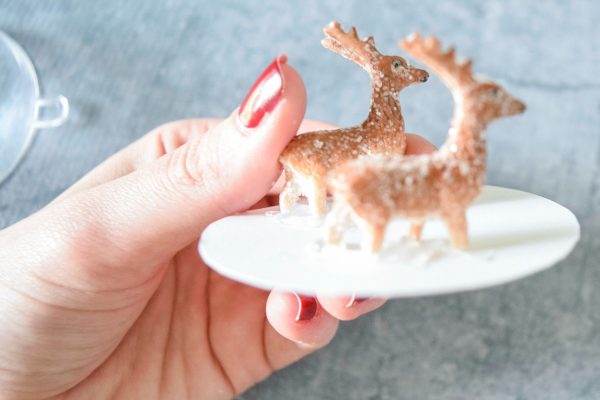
<box><xmin>0</xmin><ymin>30</ymin><xmax>69</xmax><ymax>185</ymax></box>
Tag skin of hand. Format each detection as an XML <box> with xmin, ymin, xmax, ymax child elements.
<box><xmin>0</xmin><ymin>58</ymin><xmax>436</xmax><ymax>399</ymax></box>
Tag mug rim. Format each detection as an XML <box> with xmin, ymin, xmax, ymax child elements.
<box><xmin>0</xmin><ymin>30</ymin><xmax>41</xmax><ymax>186</ymax></box>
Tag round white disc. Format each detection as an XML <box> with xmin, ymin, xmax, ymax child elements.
<box><xmin>199</xmin><ymin>186</ymin><xmax>580</xmax><ymax>297</ymax></box>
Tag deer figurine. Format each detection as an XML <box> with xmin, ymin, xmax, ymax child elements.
<box><xmin>325</xmin><ymin>34</ymin><xmax>526</xmax><ymax>252</ymax></box>
<box><xmin>279</xmin><ymin>21</ymin><xmax>429</xmax><ymax>215</ymax></box>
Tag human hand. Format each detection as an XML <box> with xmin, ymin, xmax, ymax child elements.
<box><xmin>0</xmin><ymin>55</ymin><xmax>435</xmax><ymax>399</ymax></box>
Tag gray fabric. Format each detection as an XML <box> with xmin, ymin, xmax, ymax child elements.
<box><xmin>1</xmin><ymin>1</ymin><xmax>599</xmax><ymax>398</ymax></box>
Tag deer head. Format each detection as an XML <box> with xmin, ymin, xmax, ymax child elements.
<box><xmin>467</xmin><ymin>83</ymin><xmax>526</xmax><ymax>124</ymax></box>
<box><xmin>322</xmin><ymin>21</ymin><xmax>429</xmax><ymax>93</ymax></box>
<box><xmin>400</xmin><ymin>33</ymin><xmax>525</xmax><ymax>125</ymax></box>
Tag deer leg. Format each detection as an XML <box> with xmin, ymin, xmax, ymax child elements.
<box><xmin>324</xmin><ymin>202</ymin><xmax>349</xmax><ymax>245</ymax></box>
<box><xmin>309</xmin><ymin>179</ymin><xmax>327</xmax><ymax>215</ymax></box>
<box><xmin>361</xmin><ymin>221</ymin><xmax>387</xmax><ymax>252</ymax></box>
<box><xmin>442</xmin><ymin>210</ymin><xmax>469</xmax><ymax>249</ymax></box>
<box><xmin>279</xmin><ymin>179</ymin><xmax>299</xmax><ymax>214</ymax></box>
<box><xmin>325</xmin><ymin>221</ymin><xmax>342</xmax><ymax>245</ymax></box>
<box><xmin>409</xmin><ymin>221</ymin><xmax>425</xmax><ymax>241</ymax></box>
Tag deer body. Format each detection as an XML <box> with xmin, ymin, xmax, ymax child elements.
<box><xmin>325</xmin><ymin>35</ymin><xmax>526</xmax><ymax>252</ymax></box>
<box><xmin>280</xmin><ymin>92</ymin><xmax>407</xmax><ymax>213</ymax></box>
<box><xmin>279</xmin><ymin>22</ymin><xmax>428</xmax><ymax>215</ymax></box>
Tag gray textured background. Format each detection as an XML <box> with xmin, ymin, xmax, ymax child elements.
<box><xmin>1</xmin><ymin>1</ymin><xmax>599</xmax><ymax>399</ymax></box>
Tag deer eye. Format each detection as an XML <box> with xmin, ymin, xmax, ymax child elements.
<box><xmin>392</xmin><ymin>60</ymin><xmax>402</xmax><ymax>70</ymax></box>
<box><xmin>491</xmin><ymin>88</ymin><xmax>500</xmax><ymax>97</ymax></box>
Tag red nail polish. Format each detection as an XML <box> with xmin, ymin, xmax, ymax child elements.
<box><xmin>294</xmin><ymin>293</ymin><xmax>318</xmax><ymax>322</ymax></box>
<box><xmin>238</xmin><ymin>54</ymin><xmax>287</xmax><ymax>128</ymax></box>
<box><xmin>345</xmin><ymin>294</ymin><xmax>369</xmax><ymax>308</ymax></box>
<box><xmin>353</xmin><ymin>297</ymin><xmax>368</xmax><ymax>305</ymax></box>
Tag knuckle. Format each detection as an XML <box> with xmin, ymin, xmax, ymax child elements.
<box><xmin>167</xmin><ymin>142</ymin><xmax>203</xmax><ymax>187</ymax></box>
<box><xmin>163</xmin><ymin>139</ymin><xmax>224</xmax><ymax>198</ymax></box>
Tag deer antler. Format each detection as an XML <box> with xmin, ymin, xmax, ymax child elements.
<box><xmin>322</xmin><ymin>21</ymin><xmax>382</xmax><ymax>71</ymax></box>
<box><xmin>400</xmin><ymin>33</ymin><xmax>475</xmax><ymax>92</ymax></box>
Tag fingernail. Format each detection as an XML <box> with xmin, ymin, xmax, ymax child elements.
<box><xmin>345</xmin><ymin>293</ymin><xmax>369</xmax><ymax>308</ymax></box>
<box><xmin>296</xmin><ymin>341</ymin><xmax>318</xmax><ymax>350</ymax></box>
<box><xmin>238</xmin><ymin>54</ymin><xmax>287</xmax><ymax>128</ymax></box>
<box><xmin>293</xmin><ymin>292</ymin><xmax>318</xmax><ymax>322</ymax></box>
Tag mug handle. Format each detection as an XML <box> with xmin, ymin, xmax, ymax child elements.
<box><xmin>32</xmin><ymin>95</ymin><xmax>69</xmax><ymax>129</ymax></box>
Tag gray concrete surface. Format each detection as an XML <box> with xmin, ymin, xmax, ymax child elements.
<box><xmin>1</xmin><ymin>0</ymin><xmax>599</xmax><ymax>398</ymax></box>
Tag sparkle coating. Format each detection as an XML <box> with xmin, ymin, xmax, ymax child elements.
<box><xmin>325</xmin><ymin>34</ymin><xmax>526</xmax><ymax>252</ymax></box>
<box><xmin>280</xmin><ymin>21</ymin><xmax>429</xmax><ymax>215</ymax></box>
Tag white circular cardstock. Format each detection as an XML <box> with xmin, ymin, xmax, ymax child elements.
<box><xmin>199</xmin><ymin>186</ymin><xmax>580</xmax><ymax>297</ymax></box>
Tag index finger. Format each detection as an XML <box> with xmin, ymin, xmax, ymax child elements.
<box><xmin>405</xmin><ymin>133</ymin><xmax>438</xmax><ymax>155</ymax></box>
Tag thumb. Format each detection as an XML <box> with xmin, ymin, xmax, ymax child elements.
<box><xmin>51</xmin><ymin>55</ymin><xmax>306</xmax><ymax>270</ymax></box>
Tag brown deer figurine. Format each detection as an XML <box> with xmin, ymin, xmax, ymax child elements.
<box><xmin>279</xmin><ymin>21</ymin><xmax>429</xmax><ymax>215</ymax></box>
<box><xmin>325</xmin><ymin>34</ymin><xmax>526</xmax><ymax>252</ymax></box>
